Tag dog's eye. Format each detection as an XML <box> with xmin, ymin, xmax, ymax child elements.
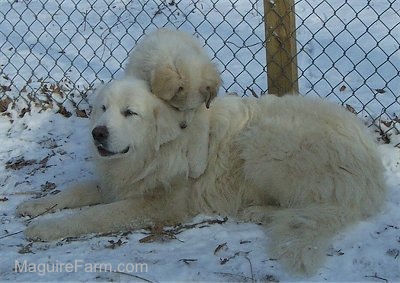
<box><xmin>102</xmin><ymin>105</ymin><xmax>106</xmax><ymax>112</ymax></box>
<box><xmin>123</xmin><ymin>109</ymin><xmax>138</xmax><ymax>117</ymax></box>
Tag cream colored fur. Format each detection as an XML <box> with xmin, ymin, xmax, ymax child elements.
<box><xmin>17</xmin><ymin>78</ymin><xmax>386</xmax><ymax>275</ymax></box>
<box><xmin>125</xmin><ymin>28</ymin><xmax>219</xmax><ymax>177</ymax></box>
<box><xmin>125</xmin><ymin>28</ymin><xmax>221</xmax><ymax>113</ymax></box>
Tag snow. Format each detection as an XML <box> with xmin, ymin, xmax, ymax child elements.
<box><xmin>0</xmin><ymin>0</ymin><xmax>399</xmax><ymax>282</ymax></box>
<box><xmin>0</xmin><ymin>107</ymin><xmax>399</xmax><ymax>282</ymax></box>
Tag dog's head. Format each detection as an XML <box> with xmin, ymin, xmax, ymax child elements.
<box><xmin>150</xmin><ymin>55</ymin><xmax>221</xmax><ymax>111</ymax></box>
<box><xmin>91</xmin><ymin>78</ymin><xmax>184</xmax><ymax>160</ymax></box>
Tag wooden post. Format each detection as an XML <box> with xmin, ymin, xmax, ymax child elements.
<box><xmin>264</xmin><ymin>0</ymin><xmax>299</xmax><ymax>96</ymax></box>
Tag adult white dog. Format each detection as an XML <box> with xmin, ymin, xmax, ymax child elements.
<box><xmin>17</xmin><ymin>78</ymin><xmax>386</xmax><ymax>275</ymax></box>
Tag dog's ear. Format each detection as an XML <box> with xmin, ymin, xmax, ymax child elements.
<box><xmin>151</xmin><ymin>64</ymin><xmax>184</xmax><ymax>102</ymax></box>
<box><xmin>200</xmin><ymin>63</ymin><xmax>221</xmax><ymax>108</ymax></box>
<box><xmin>153</xmin><ymin>105</ymin><xmax>182</xmax><ymax>151</ymax></box>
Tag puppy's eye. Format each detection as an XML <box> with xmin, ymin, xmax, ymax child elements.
<box><xmin>102</xmin><ymin>105</ymin><xmax>106</xmax><ymax>112</ymax></box>
<box><xmin>123</xmin><ymin>109</ymin><xmax>138</xmax><ymax>117</ymax></box>
<box><xmin>176</xmin><ymin>86</ymin><xmax>184</xmax><ymax>93</ymax></box>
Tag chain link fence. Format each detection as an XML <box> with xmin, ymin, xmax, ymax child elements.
<box><xmin>0</xmin><ymin>0</ymin><xmax>399</xmax><ymax>136</ymax></box>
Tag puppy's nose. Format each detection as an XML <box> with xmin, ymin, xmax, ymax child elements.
<box><xmin>92</xmin><ymin>126</ymin><xmax>109</xmax><ymax>142</ymax></box>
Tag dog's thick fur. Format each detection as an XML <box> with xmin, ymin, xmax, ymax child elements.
<box><xmin>17</xmin><ymin>78</ymin><xmax>386</xmax><ymax>275</ymax></box>
<box><xmin>125</xmin><ymin>28</ymin><xmax>221</xmax><ymax>113</ymax></box>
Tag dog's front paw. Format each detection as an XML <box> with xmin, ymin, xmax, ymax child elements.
<box><xmin>25</xmin><ymin>220</ymin><xmax>65</xmax><ymax>242</ymax></box>
<box><xmin>16</xmin><ymin>198</ymin><xmax>57</xmax><ymax>218</ymax></box>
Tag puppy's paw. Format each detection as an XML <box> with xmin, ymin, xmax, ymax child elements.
<box><xmin>16</xmin><ymin>198</ymin><xmax>57</xmax><ymax>218</ymax></box>
<box><xmin>25</xmin><ymin>220</ymin><xmax>64</xmax><ymax>242</ymax></box>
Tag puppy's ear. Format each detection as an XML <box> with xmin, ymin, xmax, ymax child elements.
<box><xmin>151</xmin><ymin>64</ymin><xmax>184</xmax><ymax>102</ymax></box>
<box><xmin>200</xmin><ymin>63</ymin><xmax>221</xmax><ymax>108</ymax></box>
<box><xmin>153</xmin><ymin>105</ymin><xmax>182</xmax><ymax>151</ymax></box>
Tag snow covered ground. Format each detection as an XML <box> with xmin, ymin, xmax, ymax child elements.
<box><xmin>0</xmin><ymin>101</ymin><xmax>399</xmax><ymax>282</ymax></box>
<box><xmin>0</xmin><ymin>0</ymin><xmax>399</xmax><ymax>282</ymax></box>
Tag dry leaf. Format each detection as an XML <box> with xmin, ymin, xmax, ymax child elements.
<box><xmin>19</xmin><ymin>107</ymin><xmax>30</xmax><ymax>118</ymax></box>
<box><xmin>57</xmin><ymin>105</ymin><xmax>72</xmax><ymax>118</ymax></box>
<box><xmin>18</xmin><ymin>243</ymin><xmax>34</xmax><ymax>254</ymax></box>
<box><xmin>381</xmin><ymin>120</ymin><xmax>393</xmax><ymax>128</ymax></box>
<box><xmin>247</xmin><ymin>87</ymin><xmax>259</xmax><ymax>98</ymax></box>
<box><xmin>6</xmin><ymin>157</ymin><xmax>36</xmax><ymax>170</ymax></box>
<box><xmin>386</xmin><ymin>248</ymin><xmax>399</xmax><ymax>259</ymax></box>
<box><xmin>345</xmin><ymin>104</ymin><xmax>356</xmax><ymax>114</ymax></box>
<box><xmin>105</xmin><ymin>239</ymin><xmax>126</xmax><ymax>249</ymax></box>
<box><xmin>214</xmin><ymin>242</ymin><xmax>227</xmax><ymax>255</ymax></box>
<box><xmin>179</xmin><ymin>259</ymin><xmax>197</xmax><ymax>265</ymax></box>
<box><xmin>39</xmin><ymin>155</ymin><xmax>51</xmax><ymax>166</ymax></box>
<box><xmin>76</xmin><ymin>109</ymin><xmax>88</xmax><ymax>118</ymax></box>
<box><xmin>41</xmin><ymin>181</ymin><xmax>56</xmax><ymax>192</ymax></box>
<box><xmin>0</xmin><ymin>97</ymin><xmax>12</xmax><ymax>112</ymax></box>
<box><xmin>1</xmin><ymin>85</ymin><xmax>11</xmax><ymax>92</ymax></box>
<box><xmin>139</xmin><ymin>232</ymin><xmax>177</xmax><ymax>243</ymax></box>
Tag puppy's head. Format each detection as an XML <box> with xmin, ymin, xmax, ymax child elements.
<box><xmin>150</xmin><ymin>64</ymin><xmax>186</xmax><ymax>109</ymax></box>
<box><xmin>91</xmin><ymin>78</ymin><xmax>184</xmax><ymax>160</ymax></box>
<box><xmin>150</xmin><ymin>56</ymin><xmax>221</xmax><ymax>112</ymax></box>
<box><xmin>149</xmin><ymin>62</ymin><xmax>194</xmax><ymax>129</ymax></box>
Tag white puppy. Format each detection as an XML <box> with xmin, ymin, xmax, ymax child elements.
<box><xmin>17</xmin><ymin>78</ymin><xmax>386</xmax><ymax>275</ymax></box>
<box><xmin>125</xmin><ymin>28</ymin><xmax>220</xmax><ymax>113</ymax></box>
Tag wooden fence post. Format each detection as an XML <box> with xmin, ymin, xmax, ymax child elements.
<box><xmin>264</xmin><ymin>0</ymin><xmax>299</xmax><ymax>96</ymax></box>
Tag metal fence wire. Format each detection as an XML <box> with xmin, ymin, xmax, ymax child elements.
<box><xmin>0</xmin><ymin>0</ymin><xmax>399</xmax><ymax>135</ymax></box>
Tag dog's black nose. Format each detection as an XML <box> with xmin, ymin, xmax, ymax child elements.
<box><xmin>92</xmin><ymin>126</ymin><xmax>109</xmax><ymax>142</ymax></box>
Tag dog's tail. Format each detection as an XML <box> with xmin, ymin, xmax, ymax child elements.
<box><xmin>267</xmin><ymin>204</ymin><xmax>359</xmax><ymax>275</ymax></box>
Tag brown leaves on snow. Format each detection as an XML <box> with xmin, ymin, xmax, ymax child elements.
<box><xmin>139</xmin><ymin>217</ymin><xmax>228</xmax><ymax>244</ymax></box>
<box><xmin>5</xmin><ymin>153</ymin><xmax>55</xmax><ymax>176</ymax></box>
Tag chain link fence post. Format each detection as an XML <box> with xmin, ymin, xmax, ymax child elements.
<box><xmin>264</xmin><ymin>0</ymin><xmax>299</xmax><ymax>96</ymax></box>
